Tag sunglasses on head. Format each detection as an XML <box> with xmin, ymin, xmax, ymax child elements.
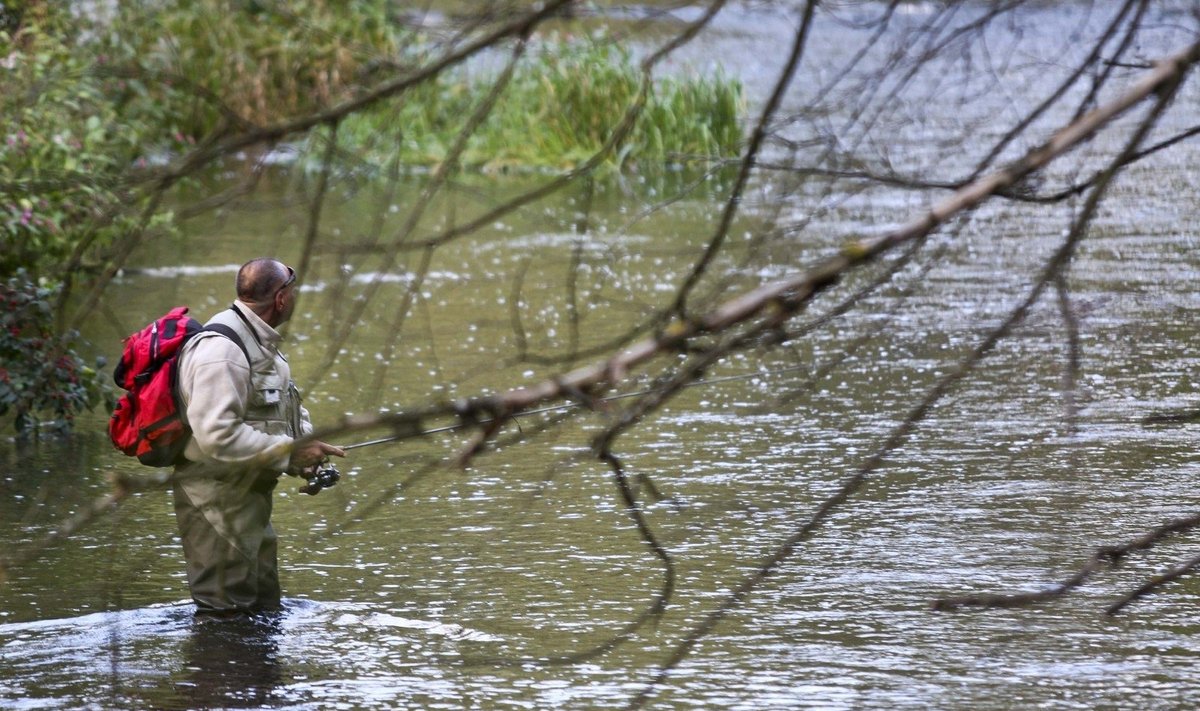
<box><xmin>273</xmin><ymin>266</ymin><xmax>296</xmax><ymax>298</ymax></box>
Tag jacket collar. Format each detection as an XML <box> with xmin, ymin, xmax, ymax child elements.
<box><xmin>231</xmin><ymin>300</ymin><xmax>283</xmax><ymax>350</ymax></box>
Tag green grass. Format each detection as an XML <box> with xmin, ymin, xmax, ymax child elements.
<box><xmin>340</xmin><ymin>37</ymin><xmax>744</xmax><ymax>176</ymax></box>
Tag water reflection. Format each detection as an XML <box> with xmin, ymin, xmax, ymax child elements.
<box><xmin>0</xmin><ymin>599</ymin><xmax>508</xmax><ymax>709</ymax></box>
<box><xmin>175</xmin><ymin>612</ymin><xmax>285</xmax><ymax>710</ymax></box>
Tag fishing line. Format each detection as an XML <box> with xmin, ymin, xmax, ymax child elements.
<box><xmin>338</xmin><ymin>362</ymin><xmax>814</xmax><ymax>452</ymax></box>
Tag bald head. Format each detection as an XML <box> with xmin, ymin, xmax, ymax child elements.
<box><xmin>236</xmin><ymin>258</ymin><xmax>297</xmax><ymax>327</ymax></box>
<box><xmin>237</xmin><ymin>258</ymin><xmax>291</xmax><ymax>304</ymax></box>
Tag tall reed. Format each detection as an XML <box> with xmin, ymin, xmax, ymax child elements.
<box><xmin>341</xmin><ymin>36</ymin><xmax>744</xmax><ymax>176</ymax></box>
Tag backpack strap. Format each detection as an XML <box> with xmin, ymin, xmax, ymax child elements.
<box><xmin>166</xmin><ymin>322</ymin><xmax>252</xmax><ymax>461</ymax></box>
<box><xmin>201</xmin><ymin>323</ymin><xmax>251</xmax><ymax>369</ymax></box>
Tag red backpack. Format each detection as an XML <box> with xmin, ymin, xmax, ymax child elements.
<box><xmin>108</xmin><ymin>306</ymin><xmax>247</xmax><ymax>466</ymax></box>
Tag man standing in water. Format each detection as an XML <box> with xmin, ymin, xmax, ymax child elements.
<box><xmin>174</xmin><ymin>257</ymin><xmax>344</xmax><ymax>613</ymax></box>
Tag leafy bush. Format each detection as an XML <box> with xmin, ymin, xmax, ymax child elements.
<box><xmin>116</xmin><ymin>0</ymin><xmax>399</xmax><ymax>135</ymax></box>
<box><xmin>1</xmin><ymin>1</ymin><xmax>401</xmax><ymax>283</ymax></box>
<box><xmin>0</xmin><ymin>273</ymin><xmax>110</xmax><ymax>434</ymax></box>
<box><xmin>0</xmin><ymin>16</ymin><xmax>146</xmax><ymax>280</ymax></box>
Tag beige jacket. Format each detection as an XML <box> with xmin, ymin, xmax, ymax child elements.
<box><xmin>177</xmin><ymin>300</ymin><xmax>312</xmax><ymax>473</ymax></box>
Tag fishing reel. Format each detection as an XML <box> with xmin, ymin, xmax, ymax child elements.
<box><xmin>299</xmin><ymin>461</ymin><xmax>341</xmax><ymax>495</ymax></box>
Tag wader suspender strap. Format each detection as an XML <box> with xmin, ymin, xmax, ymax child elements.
<box><xmin>203</xmin><ymin>322</ymin><xmax>251</xmax><ymax>369</ymax></box>
<box><xmin>224</xmin><ymin>305</ymin><xmax>302</xmax><ymax>438</ymax></box>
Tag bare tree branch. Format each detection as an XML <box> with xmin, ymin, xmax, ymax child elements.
<box><xmin>625</xmin><ymin>44</ymin><xmax>1189</xmax><ymax>707</ymax></box>
<box><xmin>671</xmin><ymin>0</ymin><xmax>817</xmax><ymax>319</ymax></box>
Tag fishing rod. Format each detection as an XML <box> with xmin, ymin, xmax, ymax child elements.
<box><xmin>300</xmin><ymin>378</ymin><xmax>1196</xmax><ymax>495</ymax></box>
<box><xmin>297</xmin><ymin>363</ymin><xmax>810</xmax><ymax>495</ymax></box>
<box><xmin>338</xmin><ymin>375</ymin><xmax>1200</xmax><ymax>452</ymax></box>
<box><xmin>337</xmin><ymin>364</ymin><xmax>812</xmax><ymax>453</ymax></box>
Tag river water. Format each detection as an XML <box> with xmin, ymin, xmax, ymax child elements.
<box><xmin>4</xmin><ymin>2</ymin><xmax>1200</xmax><ymax>709</ymax></box>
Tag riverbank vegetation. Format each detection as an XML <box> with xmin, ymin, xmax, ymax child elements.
<box><xmin>0</xmin><ymin>0</ymin><xmax>742</xmax><ymax>432</ymax></box>
<box><xmin>338</xmin><ymin>38</ymin><xmax>741</xmax><ymax>173</ymax></box>
<box><xmin>0</xmin><ymin>273</ymin><xmax>110</xmax><ymax>433</ymax></box>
